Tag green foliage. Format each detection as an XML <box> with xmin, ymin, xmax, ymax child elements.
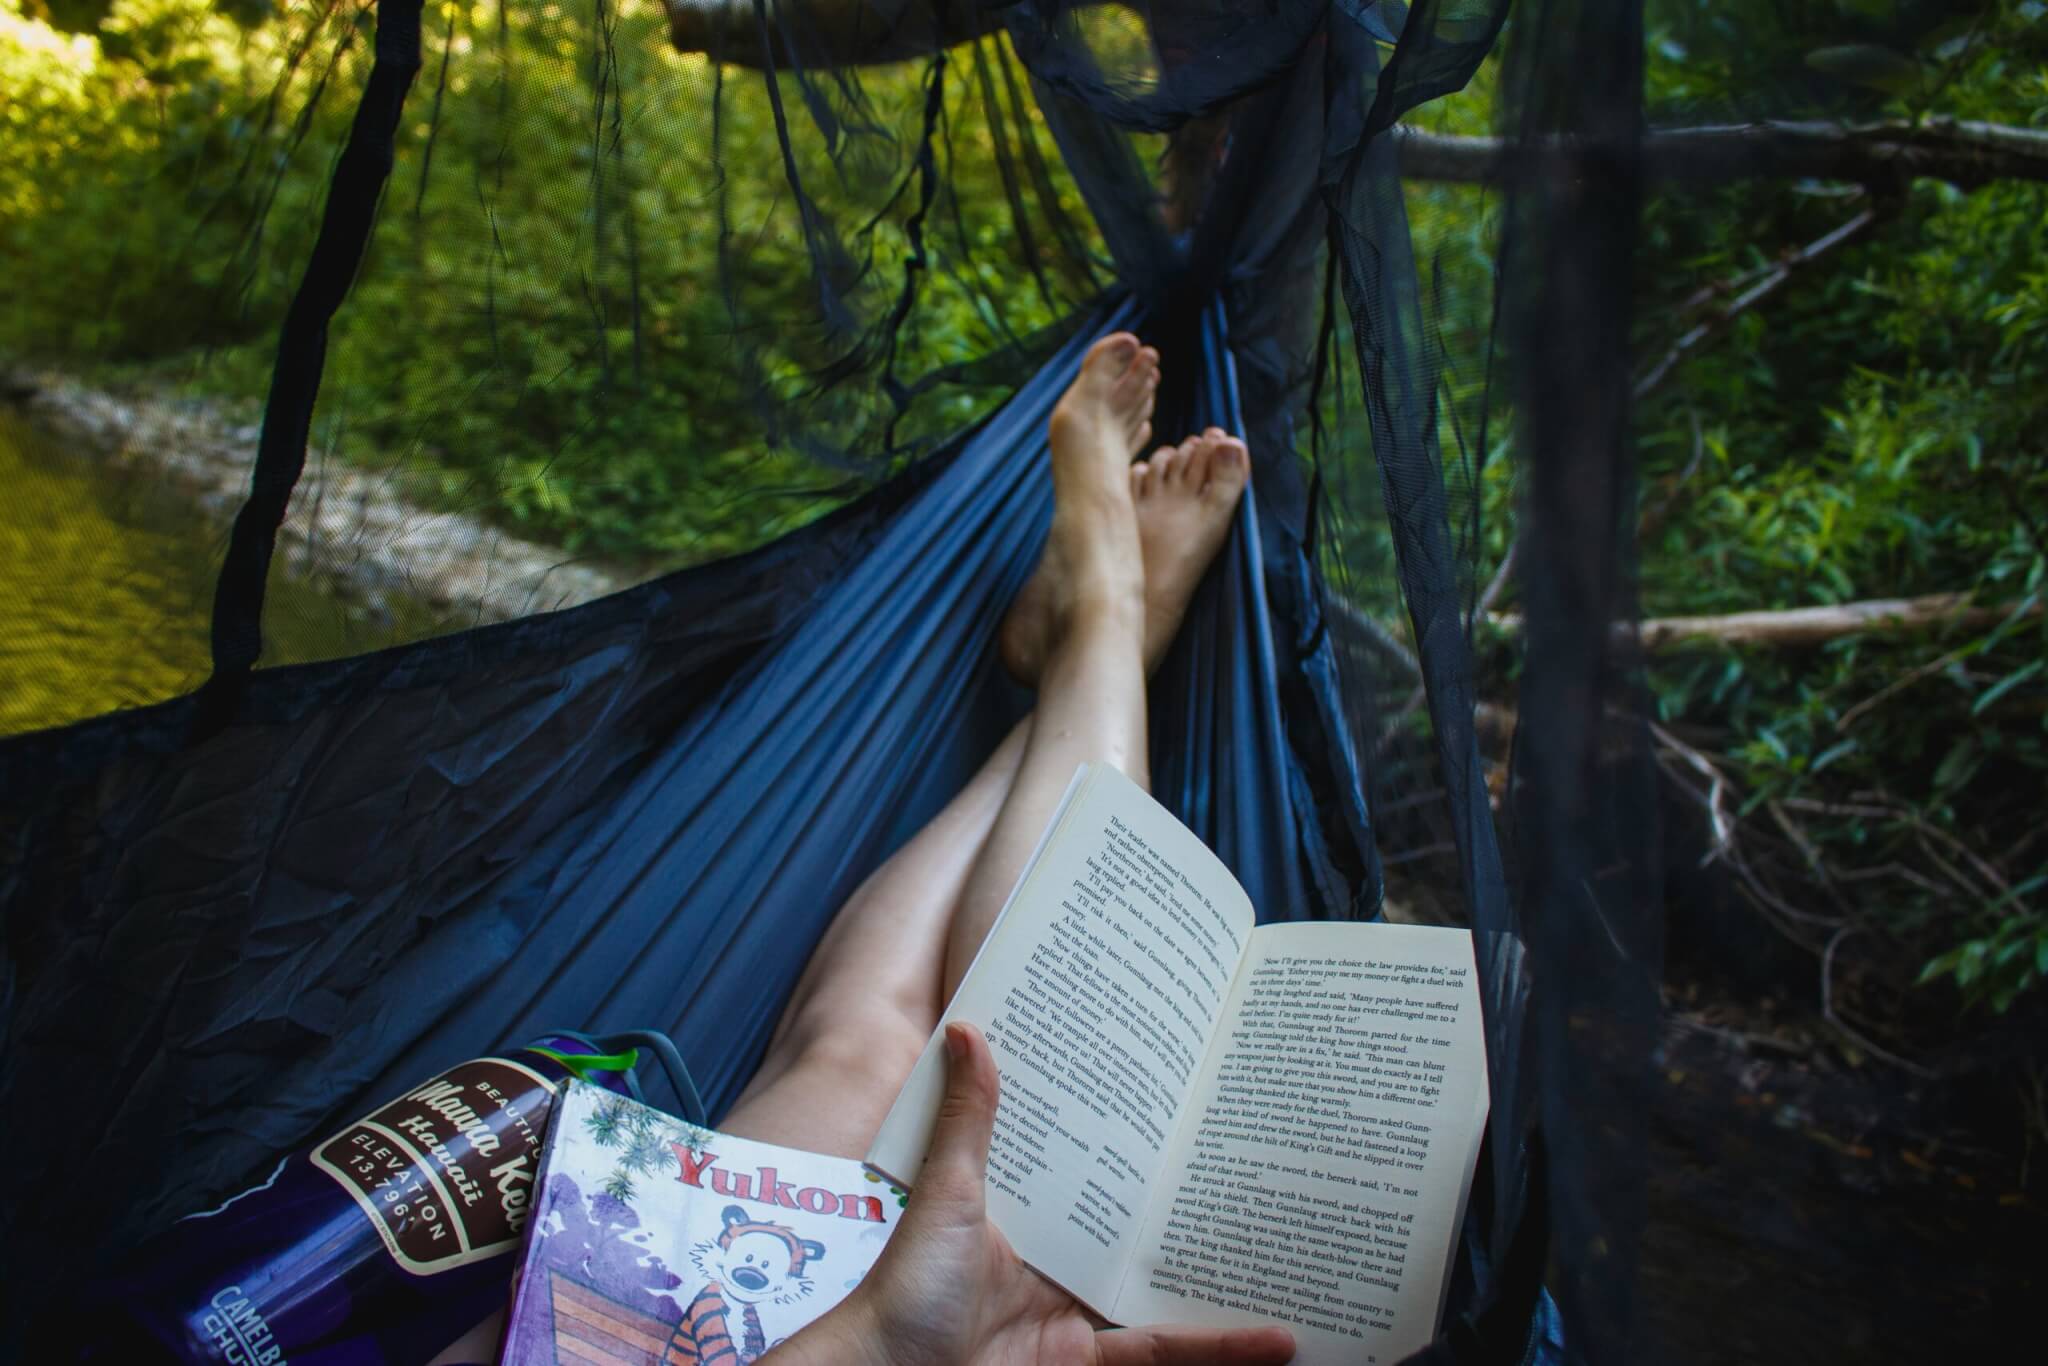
<box><xmin>583</xmin><ymin>1091</ymin><xmax>716</xmax><ymax>1209</ymax></box>
<box><xmin>0</xmin><ymin>0</ymin><xmax>352</xmax><ymax>359</ymax></box>
<box><xmin>1629</xmin><ymin>0</ymin><xmax>2048</xmax><ymax>1023</ymax></box>
<box><xmin>0</xmin><ymin>0</ymin><xmax>1092</xmax><ymax>563</ymax></box>
<box><xmin>1921</xmin><ymin>907</ymin><xmax>2048</xmax><ymax>1014</ymax></box>
<box><xmin>1336</xmin><ymin>1</ymin><xmax>2048</xmax><ymax>1031</ymax></box>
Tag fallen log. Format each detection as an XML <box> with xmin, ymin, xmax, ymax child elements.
<box><xmin>1489</xmin><ymin>592</ymin><xmax>2042</xmax><ymax>651</ymax></box>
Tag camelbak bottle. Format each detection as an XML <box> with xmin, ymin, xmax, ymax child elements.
<box><xmin>75</xmin><ymin>1030</ymin><xmax>704</xmax><ymax>1365</ymax></box>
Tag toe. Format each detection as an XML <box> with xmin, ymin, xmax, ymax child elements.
<box><xmin>1088</xmin><ymin>333</ymin><xmax>1140</xmax><ymax>377</ymax></box>
<box><xmin>1132</xmin><ymin>460</ymin><xmax>1154</xmax><ymax>496</ymax></box>
<box><xmin>1117</xmin><ymin>346</ymin><xmax>1160</xmax><ymax>401</ymax></box>
<box><xmin>1184</xmin><ymin>434</ymin><xmax>1218</xmax><ymax>488</ymax></box>
<box><xmin>1205</xmin><ymin>437</ymin><xmax>1251</xmax><ymax>500</ymax></box>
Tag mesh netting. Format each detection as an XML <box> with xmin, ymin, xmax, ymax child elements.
<box><xmin>0</xmin><ymin>0</ymin><xmax>1689</xmax><ymax>1361</ymax></box>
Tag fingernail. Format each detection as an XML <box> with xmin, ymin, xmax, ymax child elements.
<box><xmin>944</xmin><ymin>1023</ymin><xmax>969</xmax><ymax>1062</ymax></box>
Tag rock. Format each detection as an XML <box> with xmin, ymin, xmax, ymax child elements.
<box><xmin>15</xmin><ymin>368</ymin><xmax>637</xmax><ymax>629</ymax></box>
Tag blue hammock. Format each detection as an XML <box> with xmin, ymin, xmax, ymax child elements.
<box><xmin>0</xmin><ymin>298</ymin><xmax>1378</xmax><ymax>1304</ymax></box>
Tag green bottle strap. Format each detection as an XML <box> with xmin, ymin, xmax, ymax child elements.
<box><xmin>527</xmin><ymin>1045</ymin><xmax>640</xmax><ymax>1083</ymax></box>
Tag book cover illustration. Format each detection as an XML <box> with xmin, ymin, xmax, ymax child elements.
<box><xmin>499</xmin><ymin>1080</ymin><xmax>905</xmax><ymax>1365</ymax></box>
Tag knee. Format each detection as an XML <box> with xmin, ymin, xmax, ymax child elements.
<box><xmin>773</xmin><ymin>1008</ymin><xmax>929</xmax><ymax>1099</ymax></box>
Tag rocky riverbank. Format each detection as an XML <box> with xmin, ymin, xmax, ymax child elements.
<box><xmin>4</xmin><ymin>367</ymin><xmax>634</xmax><ymax>626</ymax></box>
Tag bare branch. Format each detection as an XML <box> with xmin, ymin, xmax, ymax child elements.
<box><xmin>1632</xmin><ymin>207</ymin><xmax>1876</xmax><ymax>397</ymax></box>
<box><xmin>1778</xmin><ymin>794</ymin><xmax>2021</xmax><ymax>907</ymax></box>
<box><xmin>1490</xmin><ymin>592</ymin><xmax>2042</xmax><ymax>652</ymax></box>
<box><xmin>1649</xmin><ymin>720</ymin><xmax>1736</xmax><ymax>863</ymax></box>
<box><xmin>1831</xmin><ymin>861</ymin><xmax>1953</xmax><ymax>900</ymax></box>
<box><xmin>1636</xmin><ymin>409</ymin><xmax>1707</xmax><ymax>542</ymax></box>
<box><xmin>1472</xmin><ymin>535</ymin><xmax>1518</xmax><ymax>625</ymax></box>
<box><xmin>1822</xmin><ymin>927</ymin><xmax>1938</xmax><ymax>1078</ymax></box>
<box><xmin>1391</xmin><ymin>117</ymin><xmax>2048</xmax><ymax>191</ymax></box>
<box><xmin>1768</xmin><ymin>798</ymin><xmax>1848</xmax><ymax>914</ymax></box>
<box><xmin>1835</xmin><ymin>639</ymin><xmax>1976</xmax><ymax>731</ymax></box>
<box><xmin>1326</xmin><ymin>594</ymin><xmax>1421</xmax><ymax>679</ymax></box>
<box><xmin>1665</xmin><ymin>1012</ymin><xmax>1811</xmax><ymax>1059</ymax></box>
<box><xmin>1649</xmin><ymin>720</ymin><xmax>1845</xmax><ymax>937</ymax></box>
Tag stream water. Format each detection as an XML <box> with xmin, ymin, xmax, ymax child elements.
<box><xmin>1</xmin><ymin>408</ymin><xmax>430</xmax><ymax>737</ymax></box>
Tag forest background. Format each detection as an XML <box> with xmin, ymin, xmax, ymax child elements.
<box><xmin>2</xmin><ymin>0</ymin><xmax>2044</xmax><ymax>1126</ymax></box>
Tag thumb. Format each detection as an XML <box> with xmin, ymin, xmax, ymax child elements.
<box><xmin>919</xmin><ymin>1022</ymin><xmax>1001</xmax><ymax>1210</ymax></box>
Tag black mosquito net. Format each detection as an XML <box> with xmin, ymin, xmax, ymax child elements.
<box><xmin>0</xmin><ymin>0</ymin><xmax>1687</xmax><ymax>1361</ymax></box>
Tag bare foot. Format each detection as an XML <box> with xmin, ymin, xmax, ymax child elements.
<box><xmin>998</xmin><ymin>333</ymin><xmax>1158</xmax><ymax>681</ymax></box>
<box><xmin>1128</xmin><ymin>427</ymin><xmax>1250</xmax><ymax>670</ymax></box>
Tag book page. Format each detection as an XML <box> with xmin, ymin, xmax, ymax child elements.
<box><xmin>1116</xmin><ymin>922</ymin><xmax>1488</xmax><ymax>1366</ymax></box>
<box><xmin>867</xmin><ymin>764</ymin><xmax>1255</xmax><ymax>1314</ymax></box>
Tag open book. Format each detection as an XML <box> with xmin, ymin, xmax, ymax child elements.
<box><xmin>869</xmin><ymin>764</ymin><xmax>1488</xmax><ymax>1366</ymax></box>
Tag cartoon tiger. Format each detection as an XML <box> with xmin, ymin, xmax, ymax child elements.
<box><xmin>665</xmin><ymin>1204</ymin><xmax>825</xmax><ymax>1365</ymax></box>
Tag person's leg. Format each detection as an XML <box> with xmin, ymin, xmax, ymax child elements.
<box><xmin>719</xmin><ymin>340</ymin><xmax>1250</xmax><ymax>1160</ymax></box>
<box><xmin>720</xmin><ymin>332</ymin><xmax>1160</xmax><ymax>1158</ymax></box>
<box><xmin>717</xmin><ymin>716</ymin><xmax>1030</xmax><ymax>1156</ymax></box>
<box><xmin>1000</xmin><ymin>428</ymin><xmax>1250</xmax><ymax>683</ymax></box>
<box><xmin>947</xmin><ymin>425</ymin><xmax>1249</xmax><ymax>994</ymax></box>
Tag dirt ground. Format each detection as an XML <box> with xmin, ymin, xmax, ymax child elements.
<box><xmin>1634</xmin><ymin>1009</ymin><xmax>2041</xmax><ymax>1363</ymax></box>
<box><xmin>1390</xmin><ymin>849</ymin><xmax>2041</xmax><ymax>1360</ymax></box>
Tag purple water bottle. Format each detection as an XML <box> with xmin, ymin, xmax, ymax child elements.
<box><xmin>71</xmin><ymin>1030</ymin><xmax>703</xmax><ymax>1365</ymax></box>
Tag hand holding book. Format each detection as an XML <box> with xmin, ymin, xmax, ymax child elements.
<box><xmin>763</xmin><ymin>1022</ymin><xmax>1296</xmax><ymax>1366</ymax></box>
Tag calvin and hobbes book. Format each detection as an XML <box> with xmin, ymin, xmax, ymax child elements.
<box><xmin>869</xmin><ymin>763</ymin><xmax>1491</xmax><ymax>1366</ymax></box>
<box><xmin>498</xmin><ymin>1080</ymin><xmax>905</xmax><ymax>1365</ymax></box>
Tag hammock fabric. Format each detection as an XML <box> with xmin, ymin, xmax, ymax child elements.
<box><xmin>1</xmin><ymin>0</ymin><xmax>1660</xmax><ymax>1362</ymax></box>
<box><xmin>0</xmin><ymin>296</ymin><xmax>1366</xmax><ymax>1283</ymax></box>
